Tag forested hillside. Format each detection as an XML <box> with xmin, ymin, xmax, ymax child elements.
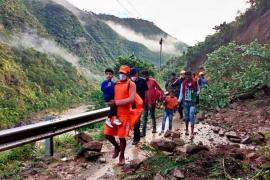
<box><xmin>0</xmin><ymin>0</ymin><xmax>187</xmax><ymax>129</ymax></box>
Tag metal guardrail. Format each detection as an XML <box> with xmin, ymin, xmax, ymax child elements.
<box><xmin>0</xmin><ymin>107</ymin><xmax>110</xmax><ymax>153</ymax></box>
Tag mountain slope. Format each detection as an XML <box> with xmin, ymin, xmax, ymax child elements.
<box><xmin>182</xmin><ymin>0</ymin><xmax>270</xmax><ymax>71</ymax></box>
<box><xmin>23</xmin><ymin>0</ymin><xmax>187</xmax><ymax>66</ymax></box>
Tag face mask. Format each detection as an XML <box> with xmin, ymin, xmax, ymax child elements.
<box><xmin>119</xmin><ymin>74</ymin><xmax>127</xmax><ymax>81</ymax></box>
<box><xmin>131</xmin><ymin>77</ymin><xmax>137</xmax><ymax>81</ymax></box>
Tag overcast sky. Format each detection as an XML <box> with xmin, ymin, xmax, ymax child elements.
<box><xmin>66</xmin><ymin>0</ymin><xmax>250</xmax><ymax>45</ymax></box>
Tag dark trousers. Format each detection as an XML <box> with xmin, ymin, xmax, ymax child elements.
<box><xmin>108</xmin><ymin>106</ymin><xmax>117</xmax><ymax>118</ymax></box>
<box><xmin>133</xmin><ymin>119</ymin><xmax>141</xmax><ymax>142</ymax></box>
<box><xmin>178</xmin><ymin>104</ymin><xmax>183</xmax><ymax>119</ymax></box>
<box><xmin>142</xmin><ymin>104</ymin><xmax>156</xmax><ymax>134</ymax></box>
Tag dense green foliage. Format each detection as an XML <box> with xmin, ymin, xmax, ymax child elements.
<box><xmin>23</xmin><ymin>0</ymin><xmax>183</xmax><ymax>67</ymax></box>
<box><xmin>113</xmin><ymin>54</ymin><xmax>156</xmax><ymax>77</ymax></box>
<box><xmin>0</xmin><ymin>144</ymin><xmax>33</xmax><ymax>178</ymax></box>
<box><xmin>0</xmin><ymin>0</ymin><xmax>46</xmax><ymax>34</ymax></box>
<box><xmin>160</xmin><ymin>56</ymin><xmax>186</xmax><ymax>81</ymax></box>
<box><xmin>199</xmin><ymin>41</ymin><xmax>270</xmax><ymax>108</ymax></box>
<box><xmin>0</xmin><ymin>44</ymin><xmax>95</xmax><ymax>129</ymax></box>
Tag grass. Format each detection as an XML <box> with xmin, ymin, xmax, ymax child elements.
<box><xmin>0</xmin><ymin>144</ymin><xmax>33</xmax><ymax>178</ymax></box>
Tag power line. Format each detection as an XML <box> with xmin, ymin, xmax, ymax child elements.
<box><xmin>115</xmin><ymin>0</ymin><xmax>136</xmax><ymax>17</ymax></box>
<box><xmin>125</xmin><ymin>0</ymin><xmax>143</xmax><ymax>18</ymax></box>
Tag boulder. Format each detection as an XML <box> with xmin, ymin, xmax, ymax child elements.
<box><xmin>251</xmin><ymin>133</ymin><xmax>265</xmax><ymax>145</ymax></box>
<box><xmin>185</xmin><ymin>145</ymin><xmax>209</xmax><ymax>155</ymax></box>
<box><xmin>226</xmin><ymin>132</ymin><xmax>240</xmax><ymax>139</ymax></box>
<box><xmin>174</xmin><ymin>139</ymin><xmax>185</xmax><ymax>146</ymax></box>
<box><xmin>228</xmin><ymin>137</ymin><xmax>242</xmax><ymax>143</ymax></box>
<box><xmin>174</xmin><ymin>146</ymin><xmax>185</xmax><ymax>155</ymax></box>
<box><xmin>197</xmin><ymin>111</ymin><xmax>205</xmax><ymax>121</ymax></box>
<box><xmin>75</xmin><ymin>133</ymin><xmax>93</xmax><ymax>145</ymax></box>
<box><xmin>164</xmin><ymin>130</ymin><xmax>171</xmax><ymax>138</ymax></box>
<box><xmin>171</xmin><ymin>131</ymin><xmax>181</xmax><ymax>139</ymax></box>
<box><xmin>84</xmin><ymin>151</ymin><xmax>102</xmax><ymax>161</ymax></box>
<box><xmin>173</xmin><ymin>168</ymin><xmax>185</xmax><ymax>179</ymax></box>
<box><xmin>82</xmin><ymin>141</ymin><xmax>103</xmax><ymax>152</ymax></box>
<box><xmin>150</xmin><ymin>139</ymin><xmax>177</xmax><ymax>152</ymax></box>
<box><xmin>153</xmin><ymin>173</ymin><xmax>165</xmax><ymax>180</ymax></box>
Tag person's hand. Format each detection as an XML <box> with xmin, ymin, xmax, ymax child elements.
<box><xmin>107</xmin><ymin>100</ymin><xmax>115</xmax><ymax>107</ymax></box>
<box><xmin>148</xmin><ymin>103</ymin><xmax>152</xmax><ymax>109</ymax></box>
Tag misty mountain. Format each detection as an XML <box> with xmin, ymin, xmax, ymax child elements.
<box><xmin>0</xmin><ymin>0</ymin><xmax>187</xmax><ymax>128</ymax></box>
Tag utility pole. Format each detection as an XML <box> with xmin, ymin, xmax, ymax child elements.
<box><xmin>159</xmin><ymin>37</ymin><xmax>163</xmax><ymax>72</ymax></box>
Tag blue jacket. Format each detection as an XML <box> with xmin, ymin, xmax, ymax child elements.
<box><xmin>101</xmin><ymin>80</ymin><xmax>115</xmax><ymax>102</ymax></box>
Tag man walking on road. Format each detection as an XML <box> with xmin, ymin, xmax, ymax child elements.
<box><xmin>178</xmin><ymin>71</ymin><xmax>199</xmax><ymax>138</ymax></box>
<box><xmin>141</xmin><ymin>70</ymin><xmax>163</xmax><ymax>137</ymax></box>
<box><xmin>130</xmin><ymin>68</ymin><xmax>148</xmax><ymax>145</ymax></box>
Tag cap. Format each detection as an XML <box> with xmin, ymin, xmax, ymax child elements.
<box><xmin>119</xmin><ymin>65</ymin><xmax>130</xmax><ymax>74</ymax></box>
<box><xmin>180</xmin><ymin>70</ymin><xmax>186</xmax><ymax>74</ymax></box>
<box><xmin>199</xmin><ymin>72</ymin><xmax>204</xmax><ymax>76</ymax></box>
<box><xmin>130</xmin><ymin>68</ymin><xmax>138</xmax><ymax>76</ymax></box>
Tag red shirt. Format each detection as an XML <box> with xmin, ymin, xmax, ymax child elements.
<box><xmin>145</xmin><ymin>78</ymin><xmax>158</xmax><ymax>104</ymax></box>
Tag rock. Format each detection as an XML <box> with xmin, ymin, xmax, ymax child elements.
<box><xmin>61</xmin><ymin>157</ymin><xmax>68</xmax><ymax>162</ymax></box>
<box><xmin>251</xmin><ymin>133</ymin><xmax>265</xmax><ymax>145</ymax></box>
<box><xmin>153</xmin><ymin>173</ymin><xmax>165</xmax><ymax>180</ymax></box>
<box><xmin>174</xmin><ymin>139</ymin><xmax>185</xmax><ymax>146</ymax></box>
<box><xmin>173</xmin><ymin>168</ymin><xmax>185</xmax><ymax>179</ymax></box>
<box><xmin>219</xmin><ymin>130</ymin><xmax>225</xmax><ymax>137</ymax></box>
<box><xmin>164</xmin><ymin>130</ymin><xmax>171</xmax><ymax>138</ymax></box>
<box><xmin>150</xmin><ymin>139</ymin><xmax>177</xmax><ymax>152</ymax></box>
<box><xmin>241</xmin><ymin>136</ymin><xmax>252</xmax><ymax>144</ymax></box>
<box><xmin>98</xmin><ymin>157</ymin><xmax>106</xmax><ymax>163</ymax></box>
<box><xmin>82</xmin><ymin>141</ymin><xmax>103</xmax><ymax>152</ymax></box>
<box><xmin>185</xmin><ymin>145</ymin><xmax>209</xmax><ymax>155</ymax></box>
<box><xmin>171</xmin><ymin>131</ymin><xmax>181</xmax><ymax>139</ymax></box>
<box><xmin>230</xmin><ymin>151</ymin><xmax>245</xmax><ymax>160</ymax></box>
<box><xmin>75</xmin><ymin>133</ymin><xmax>93</xmax><ymax>145</ymax></box>
<box><xmin>84</xmin><ymin>151</ymin><xmax>102</xmax><ymax>161</ymax></box>
<box><xmin>197</xmin><ymin>111</ymin><xmax>205</xmax><ymax>121</ymax></box>
<box><xmin>229</xmin><ymin>102</ymin><xmax>238</xmax><ymax>109</ymax></box>
<box><xmin>246</xmin><ymin>152</ymin><xmax>257</xmax><ymax>159</ymax></box>
<box><xmin>213</xmin><ymin>127</ymin><xmax>220</xmax><ymax>134</ymax></box>
<box><xmin>174</xmin><ymin>147</ymin><xmax>185</xmax><ymax>155</ymax></box>
<box><xmin>226</xmin><ymin>132</ymin><xmax>240</xmax><ymax>139</ymax></box>
<box><xmin>228</xmin><ymin>137</ymin><xmax>242</xmax><ymax>143</ymax></box>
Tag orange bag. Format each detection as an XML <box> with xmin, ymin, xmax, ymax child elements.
<box><xmin>129</xmin><ymin>94</ymin><xmax>144</xmax><ymax>129</ymax></box>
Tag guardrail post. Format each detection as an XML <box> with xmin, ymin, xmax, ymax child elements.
<box><xmin>45</xmin><ymin>136</ymin><xmax>54</xmax><ymax>156</ymax></box>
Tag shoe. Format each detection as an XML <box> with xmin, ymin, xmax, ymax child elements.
<box><xmin>140</xmin><ymin>132</ymin><xmax>146</xmax><ymax>137</ymax></box>
<box><xmin>118</xmin><ymin>156</ymin><xmax>125</xmax><ymax>166</ymax></box>
<box><xmin>185</xmin><ymin>131</ymin><xmax>189</xmax><ymax>136</ymax></box>
<box><xmin>105</xmin><ymin>118</ymin><xmax>113</xmax><ymax>128</ymax></box>
<box><xmin>152</xmin><ymin>129</ymin><xmax>157</xmax><ymax>133</ymax></box>
<box><xmin>132</xmin><ymin>141</ymin><xmax>139</xmax><ymax>145</ymax></box>
<box><xmin>113</xmin><ymin>117</ymin><xmax>122</xmax><ymax>126</ymax></box>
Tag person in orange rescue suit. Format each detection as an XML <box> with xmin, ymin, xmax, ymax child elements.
<box><xmin>104</xmin><ymin>65</ymin><xmax>143</xmax><ymax>166</ymax></box>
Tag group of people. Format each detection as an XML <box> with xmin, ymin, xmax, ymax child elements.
<box><xmin>100</xmin><ymin>65</ymin><xmax>208</xmax><ymax>165</ymax></box>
